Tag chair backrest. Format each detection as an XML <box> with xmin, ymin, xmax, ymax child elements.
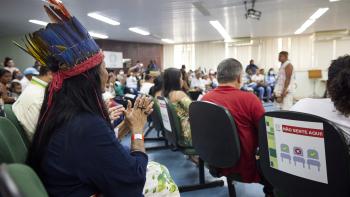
<box><xmin>0</xmin><ymin>117</ymin><xmax>27</xmax><ymax>164</ymax></box>
<box><xmin>151</xmin><ymin>98</ymin><xmax>164</xmax><ymax>132</ymax></box>
<box><xmin>189</xmin><ymin>101</ymin><xmax>241</xmax><ymax>168</ymax></box>
<box><xmin>4</xmin><ymin>104</ymin><xmax>30</xmax><ymax>148</ymax></box>
<box><xmin>259</xmin><ymin>111</ymin><xmax>350</xmax><ymax>197</ymax></box>
<box><xmin>156</xmin><ymin>97</ymin><xmax>179</xmax><ymax>147</ymax></box>
<box><xmin>0</xmin><ymin>164</ymin><xmax>48</xmax><ymax>197</ymax></box>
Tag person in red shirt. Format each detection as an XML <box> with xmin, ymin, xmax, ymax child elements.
<box><xmin>202</xmin><ymin>58</ymin><xmax>273</xmax><ymax>196</ymax></box>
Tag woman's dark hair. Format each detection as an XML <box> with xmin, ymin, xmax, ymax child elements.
<box><xmin>163</xmin><ymin>68</ymin><xmax>182</xmax><ymax>97</ymax></box>
<box><xmin>267</xmin><ymin>68</ymin><xmax>275</xmax><ymax>76</ymax></box>
<box><xmin>3</xmin><ymin>57</ymin><xmax>12</xmax><ymax>67</ymax></box>
<box><xmin>149</xmin><ymin>74</ymin><xmax>163</xmax><ymax>97</ymax></box>
<box><xmin>327</xmin><ymin>55</ymin><xmax>350</xmax><ymax>116</ymax></box>
<box><xmin>27</xmin><ymin>64</ymin><xmax>111</xmax><ymax>174</ymax></box>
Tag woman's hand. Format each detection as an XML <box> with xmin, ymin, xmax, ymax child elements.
<box><xmin>124</xmin><ymin>96</ymin><xmax>154</xmax><ymax>134</ymax></box>
<box><xmin>106</xmin><ymin>100</ymin><xmax>125</xmax><ymax>122</ymax></box>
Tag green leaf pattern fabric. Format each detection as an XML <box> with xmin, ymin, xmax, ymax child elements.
<box><xmin>143</xmin><ymin>161</ymin><xmax>180</xmax><ymax>197</ymax></box>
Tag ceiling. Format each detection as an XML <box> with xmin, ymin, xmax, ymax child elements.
<box><xmin>0</xmin><ymin>0</ymin><xmax>349</xmax><ymax>43</ymax></box>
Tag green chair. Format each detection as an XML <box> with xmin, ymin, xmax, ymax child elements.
<box><xmin>0</xmin><ymin>164</ymin><xmax>48</xmax><ymax>197</ymax></box>
<box><xmin>157</xmin><ymin>97</ymin><xmax>224</xmax><ymax>193</ymax></box>
<box><xmin>3</xmin><ymin>104</ymin><xmax>30</xmax><ymax>148</ymax></box>
<box><xmin>0</xmin><ymin>117</ymin><xmax>27</xmax><ymax>164</ymax></box>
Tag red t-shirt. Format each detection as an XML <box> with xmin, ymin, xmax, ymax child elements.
<box><xmin>202</xmin><ymin>86</ymin><xmax>265</xmax><ymax>183</ymax></box>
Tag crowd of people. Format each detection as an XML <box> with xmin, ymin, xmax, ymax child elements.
<box><xmin>1</xmin><ymin>1</ymin><xmax>349</xmax><ymax>197</ymax></box>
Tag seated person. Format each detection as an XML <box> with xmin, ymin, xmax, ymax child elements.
<box><xmin>202</xmin><ymin>58</ymin><xmax>273</xmax><ymax>196</ymax></box>
<box><xmin>190</xmin><ymin>70</ymin><xmax>205</xmax><ymax>92</ymax></box>
<box><xmin>251</xmin><ymin>69</ymin><xmax>272</xmax><ymax>102</ymax></box>
<box><xmin>0</xmin><ymin>68</ymin><xmax>16</xmax><ymax>104</ymax></box>
<box><xmin>126</xmin><ymin>72</ymin><xmax>138</xmax><ymax>93</ymax></box>
<box><xmin>241</xmin><ymin>69</ymin><xmax>256</xmax><ymax>92</ymax></box>
<box><xmin>149</xmin><ymin>75</ymin><xmax>163</xmax><ymax>98</ymax></box>
<box><xmin>9</xmin><ymin>79</ymin><xmax>22</xmax><ymax>99</ymax></box>
<box><xmin>22</xmin><ymin>2</ymin><xmax>179</xmax><ymax>196</ymax></box>
<box><xmin>140</xmin><ymin>74</ymin><xmax>154</xmax><ymax>95</ymax></box>
<box><xmin>163</xmin><ymin>68</ymin><xmax>193</xmax><ymax>147</ymax></box>
<box><xmin>12</xmin><ymin>66</ymin><xmax>52</xmax><ymax>141</ymax></box>
<box><xmin>20</xmin><ymin>67</ymin><xmax>39</xmax><ymax>90</ymax></box>
<box><xmin>266</xmin><ymin>68</ymin><xmax>276</xmax><ymax>93</ymax></box>
<box><xmin>291</xmin><ymin>55</ymin><xmax>350</xmax><ymax>144</ymax></box>
<box><xmin>115</xmin><ymin>74</ymin><xmax>126</xmax><ymax>96</ymax></box>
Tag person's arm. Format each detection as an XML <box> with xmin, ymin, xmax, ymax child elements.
<box><xmin>117</xmin><ymin>121</ymin><xmax>129</xmax><ymax>139</ymax></box>
<box><xmin>282</xmin><ymin>64</ymin><xmax>293</xmax><ymax>97</ymax></box>
<box><xmin>250</xmin><ymin>95</ymin><xmax>265</xmax><ymax>131</ymax></box>
<box><xmin>76</xmin><ymin>116</ymin><xmax>148</xmax><ymax>196</ymax></box>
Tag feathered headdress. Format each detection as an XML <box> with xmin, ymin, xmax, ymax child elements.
<box><xmin>14</xmin><ymin>0</ymin><xmax>104</xmax><ymax>109</ymax></box>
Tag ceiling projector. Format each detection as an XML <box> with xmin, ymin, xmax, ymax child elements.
<box><xmin>244</xmin><ymin>0</ymin><xmax>262</xmax><ymax>20</ymax></box>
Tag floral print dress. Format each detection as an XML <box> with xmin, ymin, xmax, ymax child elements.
<box><xmin>172</xmin><ymin>96</ymin><xmax>193</xmax><ymax>147</ymax></box>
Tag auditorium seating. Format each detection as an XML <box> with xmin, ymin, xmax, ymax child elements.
<box><xmin>0</xmin><ymin>117</ymin><xmax>27</xmax><ymax>164</ymax></box>
<box><xmin>189</xmin><ymin>101</ymin><xmax>241</xmax><ymax>197</ymax></box>
<box><xmin>3</xmin><ymin>105</ymin><xmax>30</xmax><ymax>148</ymax></box>
<box><xmin>157</xmin><ymin>97</ymin><xmax>224</xmax><ymax>192</ymax></box>
<box><xmin>143</xmin><ymin>97</ymin><xmax>169</xmax><ymax>151</ymax></box>
<box><xmin>258</xmin><ymin>111</ymin><xmax>350</xmax><ymax>197</ymax></box>
<box><xmin>0</xmin><ymin>163</ymin><xmax>48</xmax><ymax>197</ymax></box>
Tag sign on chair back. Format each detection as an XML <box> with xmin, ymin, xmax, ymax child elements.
<box><xmin>259</xmin><ymin>111</ymin><xmax>350</xmax><ymax>197</ymax></box>
<box><xmin>189</xmin><ymin>101</ymin><xmax>241</xmax><ymax>168</ymax></box>
<box><xmin>157</xmin><ymin>97</ymin><xmax>179</xmax><ymax>147</ymax></box>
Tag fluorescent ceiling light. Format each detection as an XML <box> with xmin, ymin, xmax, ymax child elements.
<box><xmin>87</xmin><ymin>13</ymin><xmax>120</xmax><ymax>26</ymax></box>
<box><xmin>128</xmin><ymin>27</ymin><xmax>150</xmax><ymax>36</ymax></box>
<box><xmin>329</xmin><ymin>0</ymin><xmax>341</xmax><ymax>2</ymax></box>
<box><xmin>209</xmin><ymin>20</ymin><xmax>232</xmax><ymax>42</ymax></box>
<box><xmin>28</xmin><ymin>19</ymin><xmax>48</xmax><ymax>26</ymax></box>
<box><xmin>295</xmin><ymin>19</ymin><xmax>316</xmax><ymax>34</ymax></box>
<box><xmin>161</xmin><ymin>38</ymin><xmax>175</xmax><ymax>44</ymax></box>
<box><xmin>310</xmin><ymin>8</ymin><xmax>329</xmax><ymax>20</ymax></box>
<box><xmin>88</xmin><ymin>31</ymin><xmax>109</xmax><ymax>39</ymax></box>
<box><xmin>294</xmin><ymin>8</ymin><xmax>329</xmax><ymax>35</ymax></box>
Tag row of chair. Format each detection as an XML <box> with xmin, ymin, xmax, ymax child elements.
<box><xmin>0</xmin><ymin>105</ymin><xmax>49</xmax><ymax>197</ymax></box>
<box><xmin>1</xmin><ymin>99</ymin><xmax>350</xmax><ymax>197</ymax></box>
<box><xmin>152</xmin><ymin>97</ymin><xmax>350</xmax><ymax>197</ymax></box>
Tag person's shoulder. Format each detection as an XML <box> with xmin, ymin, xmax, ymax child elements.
<box><xmin>292</xmin><ymin>98</ymin><xmax>331</xmax><ymax>111</ymax></box>
<box><xmin>73</xmin><ymin>113</ymin><xmax>108</xmax><ymax>128</ymax></box>
<box><xmin>170</xmin><ymin>90</ymin><xmax>188</xmax><ymax>102</ymax></box>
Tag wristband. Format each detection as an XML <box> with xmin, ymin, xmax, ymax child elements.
<box><xmin>131</xmin><ymin>133</ymin><xmax>144</xmax><ymax>141</ymax></box>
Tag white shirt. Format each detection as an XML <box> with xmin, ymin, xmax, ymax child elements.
<box><xmin>12</xmin><ymin>77</ymin><xmax>48</xmax><ymax>141</ymax></box>
<box><xmin>190</xmin><ymin>77</ymin><xmax>206</xmax><ymax>91</ymax></box>
<box><xmin>126</xmin><ymin>76</ymin><xmax>138</xmax><ymax>89</ymax></box>
<box><xmin>251</xmin><ymin>74</ymin><xmax>265</xmax><ymax>83</ymax></box>
<box><xmin>291</xmin><ymin>98</ymin><xmax>350</xmax><ymax>141</ymax></box>
<box><xmin>20</xmin><ymin>77</ymin><xmax>30</xmax><ymax>91</ymax></box>
<box><xmin>140</xmin><ymin>82</ymin><xmax>154</xmax><ymax>95</ymax></box>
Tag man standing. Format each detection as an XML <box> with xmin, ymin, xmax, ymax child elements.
<box><xmin>246</xmin><ymin>59</ymin><xmax>259</xmax><ymax>75</ymax></box>
<box><xmin>13</xmin><ymin>66</ymin><xmax>52</xmax><ymax>141</ymax></box>
<box><xmin>274</xmin><ymin>51</ymin><xmax>295</xmax><ymax>110</ymax></box>
<box><xmin>202</xmin><ymin>58</ymin><xmax>273</xmax><ymax>196</ymax></box>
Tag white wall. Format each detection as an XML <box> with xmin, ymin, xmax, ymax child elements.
<box><xmin>163</xmin><ymin>35</ymin><xmax>350</xmax><ymax>99</ymax></box>
<box><xmin>0</xmin><ymin>35</ymin><xmax>35</xmax><ymax>71</ymax></box>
